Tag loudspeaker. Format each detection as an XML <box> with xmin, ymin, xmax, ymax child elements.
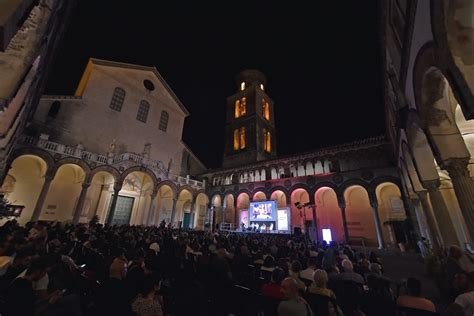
<box><xmin>293</xmin><ymin>227</ymin><xmax>302</xmax><ymax>236</ymax></box>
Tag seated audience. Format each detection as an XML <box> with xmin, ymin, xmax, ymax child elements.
<box><xmin>278</xmin><ymin>277</ymin><xmax>313</xmax><ymax>316</ymax></box>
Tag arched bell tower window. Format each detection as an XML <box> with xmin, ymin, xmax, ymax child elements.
<box><xmin>235</xmin><ymin>97</ymin><xmax>247</xmax><ymax>118</ymax></box>
<box><xmin>262</xmin><ymin>98</ymin><xmax>270</xmax><ymax>121</ymax></box>
<box><xmin>233</xmin><ymin>127</ymin><xmax>246</xmax><ymax>151</ymax></box>
<box><xmin>263</xmin><ymin>128</ymin><xmax>271</xmax><ymax>152</ymax></box>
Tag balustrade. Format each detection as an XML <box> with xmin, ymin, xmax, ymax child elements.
<box><xmin>15</xmin><ymin>135</ymin><xmax>205</xmax><ymax>189</ymax></box>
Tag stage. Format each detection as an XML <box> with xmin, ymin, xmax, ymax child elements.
<box><xmin>221</xmin><ymin>228</ymin><xmax>291</xmax><ymax>235</ymax></box>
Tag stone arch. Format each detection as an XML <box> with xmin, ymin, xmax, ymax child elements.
<box><xmin>42</xmin><ymin>163</ymin><xmax>87</xmax><ymax>222</ymax></box>
<box><xmin>3</xmin><ymin>154</ymin><xmax>52</xmax><ymax>224</ymax></box>
<box><xmin>119</xmin><ymin>166</ymin><xmax>158</xmax><ymax>189</ymax></box>
<box><xmin>313</xmin><ymin>182</ymin><xmax>340</xmax><ymax>198</ymax></box>
<box><xmin>52</xmin><ymin>157</ymin><xmax>91</xmax><ymax>179</ymax></box>
<box><xmin>343</xmin><ymin>185</ymin><xmax>378</xmax><ymax>247</ymax></box>
<box><xmin>290</xmin><ymin>187</ymin><xmax>311</xmax><ymax>232</ymax></box>
<box><xmin>175</xmin><ymin>188</ymin><xmax>194</xmax><ymax>227</ymax></box>
<box><xmin>156</xmin><ymin>180</ymin><xmax>178</xmax><ymax>198</ymax></box>
<box><xmin>431</xmin><ymin>1</ymin><xmax>474</xmax><ymax>118</ymax></box>
<box><xmin>289</xmin><ymin>183</ymin><xmax>313</xmax><ymax>197</ymax></box>
<box><xmin>193</xmin><ymin>192</ymin><xmax>209</xmax><ymax>230</ymax></box>
<box><xmin>375</xmin><ymin>182</ymin><xmax>408</xmax><ymax>247</ymax></box>
<box><xmin>222</xmin><ymin>193</ymin><xmax>235</xmax><ymax>226</ymax></box>
<box><xmin>269</xmin><ymin>186</ymin><xmax>290</xmax><ymax>202</ymax></box>
<box><xmin>339</xmin><ymin>179</ymin><xmax>371</xmax><ymax>198</ymax></box>
<box><xmin>177</xmin><ymin>185</ymin><xmax>196</xmax><ymax>199</ymax></box>
<box><xmin>252</xmin><ymin>191</ymin><xmax>267</xmax><ymax>201</ymax></box>
<box><xmin>211</xmin><ymin>194</ymin><xmax>222</xmax><ymax>207</ymax></box>
<box><xmin>314</xmin><ymin>186</ymin><xmax>344</xmax><ymax>242</ymax></box>
<box><xmin>87</xmin><ymin>165</ymin><xmax>120</xmax><ymax>184</ymax></box>
<box><xmin>370</xmin><ymin>176</ymin><xmax>403</xmax><ymax>193</ymax></box>
<box><xmin>270</xmin><ymin>189</ymin><xmax>288</xmax><ymax>209</ymax></box>
<box><xmin>6</xmin><ymin>148</ymin><xmax>54</xmax><ymax>177</ymax></box>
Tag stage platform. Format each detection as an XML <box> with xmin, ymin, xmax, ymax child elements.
<box><xmin>221</xmin><ymin>229</ymin><xmax>291</xmax><ymax>235</ymax></box>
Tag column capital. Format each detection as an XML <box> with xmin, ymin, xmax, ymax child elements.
<box><xmin>416</xmin><ymin>190</ymin><xmax>428</xmax><ymax>199</ymax></box>
<box><xmin>113</xmin><ymin>184</ymin><xmax>122</xmax><ymax>192</ymax></box>
<box><xmin>442</xmin><ymin>157</ymin><xmax>470</xmax><ymax>177</ymax></box>
<box><xmin>149</xmin><ymin>190</ymin><xmax>158</xmax><ymax>199</ymax></box>
<box><xmin>336</xmin><ymin>193</ymin><xmax>345</xmax><ymax>208</ymax></box>
<box><xmin>422</xmin><ymin>179</ymin><xmax>441</xmax><ymax>191</ymax></box>
<box><xmin>369</xmin><ymin>198</ymin><xmax>378</xmax><ymax>208</ymax></box>
<box><xmin>82</xmin><ymin>182</ymin><xmax>91</xmax><ymax>189</ymax></box>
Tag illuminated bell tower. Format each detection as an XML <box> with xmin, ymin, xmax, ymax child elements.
<box><xmin>223</xmin><ymin>70</ymin><xmax>277</xmax><ymax>168</ymax></box>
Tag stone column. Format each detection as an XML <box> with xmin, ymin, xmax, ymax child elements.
<box><xmin>31</xmin><ymin>174</ymin><xmax>54</xmax><ymax>222</ymax></box>
<box><xmin>146</xmin><ymin>191</ymin><xmax>157</xmax><ymax>226</ymax></box>
<box><xmin>72</xmin><ymin>182</ymin><xmax>90</xmax><ymax>224</ymax></box>
<box><xmin>106</xmin><ymin>185</ymin><xmax>121</xmax><ymax>225</ymax></box>
<box><xmin>423</xmin><ymin>180</ymin><xmax>459</xmax><ymax>247</ymax></box>
<box><xmin>338</xmin><ymin>198</ymin><xmax>350</xmax><ymax>244</ymax></box>
<box><xmin>170</xmin><ymin>198</ymin><xmax>178</xmax><ymax>225</ymax></box>
<box><xmin>234</xmin><ymin>198</ymin><xmax>239</xmax><ymax>228</ymax></box>
<box><xmin>369</xmin><ymin>196</ymin><xmax>385</xmax><ymax>249</ymax></box>
<box><xmin>444</xmin><ymin>158</ymin><xmax>474</xmax><ymax>241</ymax></box>
<box><xmin>189</xmin><ymin>200</ymin><xmax>196</xmax><ymax>229</ymax></box>
<box><xmin>417</xmin><ymin>191</ymin><xmax>442</xmax><ymax>251</ymax></box>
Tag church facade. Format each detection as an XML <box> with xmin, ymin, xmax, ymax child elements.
<box><xmin>2</xmin><ymin>58</ymin><xmax>209</xmax><ymax>228</ymax></box>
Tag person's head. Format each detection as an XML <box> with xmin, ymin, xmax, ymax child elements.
<box><xmin>454</xmin><ymin>272</ymin><xmax>469</xmax><ymax>292</ymax></box>
<box><xmin>313</xmin><ymin>269</ymin><xmax>329</xmax><ymax>288</ymax></box>
<box><xmin>110</xmin><ymin>257</ymin><xmax>127</xmax><ymax>280</ymax></box>
<box><xmin>271</xmin><ymin>267</ymin><xmax>286</xmax><ymax>284</ymax></box>
<box><xmin>406</xmin><ymin>277</ymin><xmax>422</xmax><ymax>297</ymax></box>
<box><xmin>306</xmin><ymin>258</ymin><xmax>317</xmax><ymax>270</ymax></box>
<box><xmin>25</xmin><ymin>258</ymin><xmax>48</xmax><ymax>282</ymax></box>
<box><xmin>290</xmin><ymin>260</ymin><xmax>302</xmax><ymax>274</ymax></box>
<box><xmin>342</xmin><ymin>259</ymin><xmax>353</xmax><ymax>272</ymax></box>
<box><xmin>263</xmin><ymin>255</ymin><xmax>275</xmax><ymax>268</ymax></box>
<box><xmin>369</xmin><ymin>263</ymin><xmax>382</xmax><ymax>275</ymax></box>
<box><xmin>449</xmin><ymin>245</ymin><xmax>463</xmax><ymax>259</ymax></box>
<box><xmin>13</xmin><ymin>249</ymin><xmax>32</xmax><ymax>268</ymax></box>
<box><xmin>281</xmin><ymin>277</ymin><xmax>299</xmax><ymax>299</ymax></box>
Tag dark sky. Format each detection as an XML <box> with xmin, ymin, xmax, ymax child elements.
<box><xmin>46</xmin><ymin>0</ymin><xmax>385</xmax><ymax>169</ymax></box>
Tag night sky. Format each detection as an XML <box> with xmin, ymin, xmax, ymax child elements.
<box><xmin>46</xmin><ymin>0</ymin><xmax>384</xmax><ymax>169</ymax></box>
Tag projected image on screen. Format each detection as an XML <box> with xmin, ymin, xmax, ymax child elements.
<box><xmin>250</xmin><ymin>201</ymin><xmax>276</xmax><ymax>221</ymax></box>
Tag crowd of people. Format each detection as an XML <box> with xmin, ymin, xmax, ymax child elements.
<box><xmin>0</xmin><ymin>219</ymin><xmax>470</xmax><ymax>315</ymax></box>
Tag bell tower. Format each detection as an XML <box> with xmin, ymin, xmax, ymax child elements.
<box><xmin>222</xmin><ymin>70</ymin><xmax>277</xmax><ymax>168</ymax></box>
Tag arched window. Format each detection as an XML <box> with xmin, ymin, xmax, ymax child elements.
<box><xmin>263</xmin><ymin>128</ymin><xmax>271</xmax><ymax>152</ymax></box>
<box><xmin>110</xmin><ymin>87</ymin><xmax>125</xmax><ymax>111</ymax></box>
<box><xmin>239</xmin><ymin>127</ymin><xmax>246</xmax><ymax>149</ymax></box>
<box><xmin>47</xmin><ymin>101</ymin><xmax>61</xmax><ymax>119</ymax></box>
<box><xmin>136</xmin><ymin>100</ymin><xmax>150</xmax><ymax>123</ymax></box>
<box><xmin>235</xmin><ymin>97</ymin><xmax>247</xmax><ymax>118</ymax></box>
<box><xmin>262</xmin><ymin>98</ymin><xmax>270</xmax><ymax>120</ymax></box>
<box><xmin>235</xmin><ymin>99</ymin><xmax>241</xmax><ymax>118</ymax></box>
<box><xmin>233</xmin><ymin>129</ymin><xmax>240</xmax><ymax>150</ymax></box>
<box><xmin>240</xmin><ymin>97</ymin><xmax>247</xmax><ymax>116</ymax></box>
<box><xmin>159</xmin><ymin>111</ymin><xmax>169</xmax><ymax>132</ymax></box>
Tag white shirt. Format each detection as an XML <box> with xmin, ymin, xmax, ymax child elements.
<box><xmin>455</xmin><ymin>291</ymin><xmax>474</xmax><ymax>316</ymax></box>
<box><xmin>17</xmin><ymin>270</ymin><xmax>49</xmax><ymax>290</ymax></box>
<box><xmin>300</xmin><ymin>268</ymin><xmax>315</xmax><ymax>281</ymax></box>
